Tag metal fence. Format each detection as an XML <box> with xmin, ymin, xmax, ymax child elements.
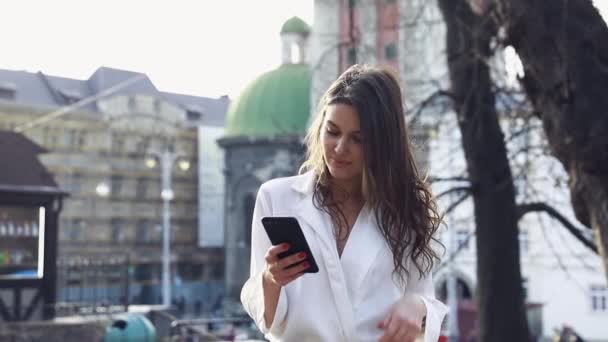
<box><xmin>56</xmin><ymin>255</ymin><xmax>130</xmax><ymax>308</ymax></box>
<box><xmin>148</xmin><ymin>309</ymin><xmax>265</xmax><ymax>342</ymax></box>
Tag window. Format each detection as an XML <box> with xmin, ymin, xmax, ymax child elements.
<box><xmin>171</xmin><ymin>224</ymin><xmax>177</xmax><ymax>241</ymax></box>
<box><xmin>519</xmin><ymin>229</ymin><xmax>530</xmax><ymax>254</ymax></box>
<box><xmin>591</xmin><ymin>285</ymin><xmax>607</xmax><ymax>312</ymax></box>
<box><xmin>77</xmin><ymin>132</ymin><xmax>86</xmax><ymax>149</ymax></box>
<box><xmin>128</xmin><ymin>96</ymin><xmax>137</xmax><ymax>111</ymax></box>
<box><xmin>44</xmin><ymin>127</ymin><xmax>58</xmax><ymax>147</ymax></box>
<box><xmin>456</xmin><ymin>229</ymin><xmax>469</xmax><ymax>250</ymax></box>
<box><xmin>111</xmin><ymin>133</ymin><xmax>125</xmax><ymax>154</ymax></box>
<box><xmin>111</xmin><ymin>175</ymin><xmax>123</xmax><ymax>196</ymax></box>
<box><xmin>110</xmin><ymin>219</ymin><xmax>125</xmax><ymax>243</ymax></box>
<box><xmin>212</xmin><ymin>263</ymin><xmax>224</xmax><ymax>280</ymax></box>
<box><xmin>63</xmin><ymin>129</ymin><xmax>78</xmax><ymax>147</ymax></box>
<box><xmin>70</xmin><ymin>219</ymin><xmax>84</xmax><ymax>241</ymax></box>
<box><xmin>290</xmin><ymin>43</ymin><xmax>302</xmax><ymax>64</ymax></box>
<box><xmin>59</xmin><ymin>89</ymin><xmax>81</xmax><ymax>104</ymax></box>
<box><xmin>136</xmin><ymin>220</ymin><xmax>152</xmax><ymax>243</ymax></box>
<box><xmin>70</xmin><ymin>172</ymin><xmax>82</xmax><ymax>194</ymax></box>
<box><xmin>347</xmin><ymin>47</ymin><xmax>357</xmax><ymax>65</ymax></box>
<box><xmin>243</xmin><ymin>194</ymin><xmax>256</xmax><ymax>246</ymax></box>
<box><xmin>136</xmin><ymin>177</ymin><xmax>148</xmax><ymax>199</ymax></box>
<box><xmin>0</xmin><ymin>83</ymin><xmax>16</xmax><ymax>100</ymax></box>
<box><xmin>186</xmin><ymin>110</ymin><xmax>202</xmax><ymax>121</ymax></box>
<box><xmin>385</xmin><ymin>43</ymin><xmax>398</xmax><ymax>60</ymax></box>
<box><xmin>59</xmin><ymin>219</ymin><xmax>71</xmax><ymax>240</ymax></box>
<box><xmin>136</xmin><ymin>136</ymin><xmax>150</xmax><ymax>155</ymax></box>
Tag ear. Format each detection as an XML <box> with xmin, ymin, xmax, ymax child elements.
<box><xmin>467</xmin><ymin>0</ymin><xmax>490</xmax><ymax>15</ymax></box>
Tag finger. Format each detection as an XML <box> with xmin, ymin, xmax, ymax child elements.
<box><xmin>265</xmin><ymin>243</ymin><xmax>290</xmax><ymax>263</ymax></box>
<box><xmin>282</xmin><ymin>261</ymin><xmax>310</xmax><ymax>278</ymax></box>
<box><xmin>402</xmin><ymin>321</ymin><xmax>422</xmax><ymax>342</ymax></box>
<box><xmin>378</xmin><ymin>315</ymin><xmax>397</xmax><ymax>342</ymax></box>
<box><xmin>275</xmin><ymin>261</ymin><xmax>309</xmax><ymax>284</ymax></box>
<box><xmin>385</xmin><ymin>321</ymin><xmax>401</xmax><ymax>341</ymax></box>
<box><xmin>269</xmin><ymin>243</ymin><xmax>290</xmax><ymax>257</ymax></box>
<box><xmin>276</xmin><ymin>269</ymin><xmax>306</xmax><ymax>286</ymax></box>
<box><xmin>277</xmin><ymin>251</ymin><xmax>308</xmax><ymax>269</ymax></box>
<box><xmin>377</xmin><ymin>310</ymin><xmax>392</xmax><ymax>330</ymax></box>
<box><xmin>277</xmin><ymin>272</ymin><xmax>305</xmax><ymax>286</ymax></box>
<box><xmin>396</xmin><ymin>325</ymin><xmax>415</xmax><ymax>342</ymax></box>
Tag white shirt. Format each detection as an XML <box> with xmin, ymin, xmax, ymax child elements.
<box><xmin>241</xmin><ymin>172</ymin><xmax>448</xmax><ymax>342</ymax></box>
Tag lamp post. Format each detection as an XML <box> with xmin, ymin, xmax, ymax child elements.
<box><xmin>145</xmin><ymin>145</ymin><xmax>190</xmax><ymax>307</ymax></box>
<box><xmin>446</xmin><ymin>198</ymin><xmax>459</xmax><ymax>342</ymax></box>
<box><xmin>96</xmin><ymin>143</ymin><xmax>189</xmax><ymax>308</ymax></box>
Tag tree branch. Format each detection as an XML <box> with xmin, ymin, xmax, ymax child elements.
<box><xmin>429</xmin><ymin>176</ymin><xmax>471</xmax><ymax>183</ymax></box>
<box><xmin>435</xmin><ymin>186</ymin><xmax>472</xmax><ymax>200</ymax></box>
<box><xmin>517</xmin><ymin>202</ymin><xmax>598</xmax><ymax>254</ymax></box>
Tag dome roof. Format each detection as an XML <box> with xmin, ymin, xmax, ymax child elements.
<box><xmin>225</xmin><ymin>64</ymin><xmax>311</xmax><ymax>137</ymax></box>
<box><xmin>280</xmin><ymin>16</ymin><xmax>311</xmax><ymax>35</ymax></box>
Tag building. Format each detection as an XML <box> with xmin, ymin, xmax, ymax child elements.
<box><xmin>0</xmin><ymin>67</ymin><xmax>228</xmax><ymax>312</ymax></box>
<box><xmin>0</xmin><ymin>131</ymin><xmax>65</xmax><ymax>321</ymax></box>
<box><xmin>311</xmin><ymin>0</ymin><xmax>607</xmax><ymax>340</ymax></box>
<box><xmin>221</xmin><ymin>11</ymin><xmax>432</xmax><ymax>304</ymax></box>
<box><xmin>220</xmin><ymin>17</ymin><xmax>311</xmax><ymax>301</ymax></box>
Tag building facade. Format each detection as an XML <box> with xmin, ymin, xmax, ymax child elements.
<box><xmin>0</xmin><ymin>67</ymin><xmax>228</xmax><ymax>312</ymax></box>
<box><xmin>311</xmin><ymin>0</ymin><xmax>608</xmax><ymax>340</ymax></box>
<box><xmin>220</xmin><ymin>17</ymin><xmax>311</xmax><ymax>301</ymax></box>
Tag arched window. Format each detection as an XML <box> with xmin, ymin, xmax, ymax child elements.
<box><xmin>291</xmin><ymin>43</ymin><xmax>301</xmax><ymax>64</ymax></box>
<box><xmin>437</xmin><ymin>277</ymin><xmax>473</xmax><ymax>302</ymax></box>
<box><xmin>243</xmin><ymin>193</ymin><xmax>256</xmax><ymax>246</ymax></box>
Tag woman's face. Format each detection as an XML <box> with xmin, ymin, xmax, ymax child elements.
<box><xmin>321</xmin><ymin>103</ymin><xmax>364</xmax><ymax>184</ymax></box>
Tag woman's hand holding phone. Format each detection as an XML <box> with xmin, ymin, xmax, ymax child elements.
<box><xmin>263</xmin><ymin>243</ymin><xmax>310</xmax><ymax>287</ymax></box>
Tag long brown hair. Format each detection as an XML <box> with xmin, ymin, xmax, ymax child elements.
<box><xmin>300</xmin><ymin>64</ymin><xmax>442</xmax><ymax>281</ymax></box>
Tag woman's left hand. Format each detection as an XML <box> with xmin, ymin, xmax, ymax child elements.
<box><xmin>377</xmin><ymin>294</ymin><xmax>426</xmax><ymax>342</ymax></box>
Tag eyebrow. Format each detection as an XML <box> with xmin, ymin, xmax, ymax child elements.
<box><xmin>326</xmin><ymin>120</ymin><xmax>360</xmax><ymax>134</ymax></box>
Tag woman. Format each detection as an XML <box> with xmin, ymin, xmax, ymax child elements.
<box><xmin>241</xmin><ymin>64</ymin><xmax>447</xmax><ymax>342</ymax></box>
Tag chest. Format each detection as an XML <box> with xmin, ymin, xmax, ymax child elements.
<box><xmin>334</xmin><ymin>203</ymin><xmax>365</xmax><ymax>257</ymax></box>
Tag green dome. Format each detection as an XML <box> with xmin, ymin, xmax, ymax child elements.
<box><xmin>226</xmin><ymin>64</ymin><xmax>311</xmax><ymax>137</ymax></box>
<box><xmin>281</xmin><ymin>16</ymin><xmax>311</xmax><ymax>35</ymax></box>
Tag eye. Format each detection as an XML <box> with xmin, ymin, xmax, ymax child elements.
<box><xmin>326</xmin><ymin>128</ymin><xmax>339</xmax><ymax>136</ymax></box>
<box><xmin>351</xmin><ymin>135</ymin><xmax>362</xmax><ymax>144</ymax></box>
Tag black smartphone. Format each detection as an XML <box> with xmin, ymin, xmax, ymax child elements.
<box><xmin>261</xmin><ymin>216</ymin><xmax>319</xmax><ymax>273</ymax></box>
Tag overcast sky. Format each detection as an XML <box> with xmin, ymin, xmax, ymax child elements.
<box><xmin>1</xmin><ymin>0</ymin><xmax>606</xmax><ymax>100</ymax></box>
<box><xmin>0</xmin><ymin>0</ymin><xmax>313</xmax><ymax>99</ymax></box>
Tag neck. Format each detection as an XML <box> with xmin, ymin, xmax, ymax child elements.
<box><xmin>329</xmin><ymin>176</ymin><xmax>363</xmax><ymax>203</ymax></box>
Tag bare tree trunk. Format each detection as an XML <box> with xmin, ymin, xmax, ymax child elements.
<box><xmin>438</xmin><ymin>1</ymin><xmax>531</xmax><ymax>341</ymax></box>
<box><xmin>498</xmin><ymin>0</ymin><xmax>608</xmax><ymax>281</ymax></box>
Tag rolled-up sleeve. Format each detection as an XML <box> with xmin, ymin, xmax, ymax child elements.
<box><xmin>240</xmin><ymin>185</ymin><xmax>289</xmax><ymax>338</ymax></box>
<box><xmin>406</xmin><ymin>263</ymin><xmax>448</xmax><ymax>342</ymax></box>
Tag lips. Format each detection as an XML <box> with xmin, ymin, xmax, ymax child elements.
<box><xmin>331</xmin><ymin>158</ymin><xmax>352</xmax><ymax>168</ymax></box>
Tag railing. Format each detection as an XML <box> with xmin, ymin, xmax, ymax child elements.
<box><xmin>139</xmin><ymin>311</ymin><xmax>264</xmax><ymax>342</ymax></box>
<box><xmin>53</xmin><ymin>302</ymin><xmax>128</xmax><ymax>317</ymax></box>
<box><xmin>167</xmin><ymin>316</ymin><xmax>265</xmax><ymax>342</ymax></box>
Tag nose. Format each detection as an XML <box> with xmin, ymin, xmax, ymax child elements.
<box><xmin>334</xmin><ymin>137</ymin><xmax>348</xmax><ymax>154</ymax></box>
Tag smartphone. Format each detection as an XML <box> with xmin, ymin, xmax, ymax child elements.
<box><xmin>261</xmin><ymin>216</ymin><xmax>319</xmax><ymax>273</ymax></box>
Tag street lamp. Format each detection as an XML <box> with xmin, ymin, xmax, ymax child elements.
<box><xmin>446</xmin><ymin>194</ymin><xmax>459</xmax><ymax>342</ymax></box>
<box><xmin>95</xmin><ymin>182</ymin><xmax>110</xmax><ymax>197</ymax></box>
<box><xmin>146</xmin><ymin>145</ymin><xmax>190</xmax><ymax>307</ymax></box>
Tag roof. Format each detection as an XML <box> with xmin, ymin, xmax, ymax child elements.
<box><xmin>0</xmin><ymin>67</ymin><xmax>228</xmax><ymax>126</ymax></box>
<box><xmin>0</xmin><ymin>130</ymin><xmax>63</xmax><ymax>194</ymax></box>
<box><xmin>225</xmin><ymin>64</ymin><xmax>311</xmax><ymax>137</ymax></box>
<box><xmin>280</xmin><ymin>16</ymin><xmax>311</xmax><ymax>35</ymax></box>
<box><xmin>161</xmin><ymin>92</ymin><xmax>229</xmax><ymax>127</ymax></box>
